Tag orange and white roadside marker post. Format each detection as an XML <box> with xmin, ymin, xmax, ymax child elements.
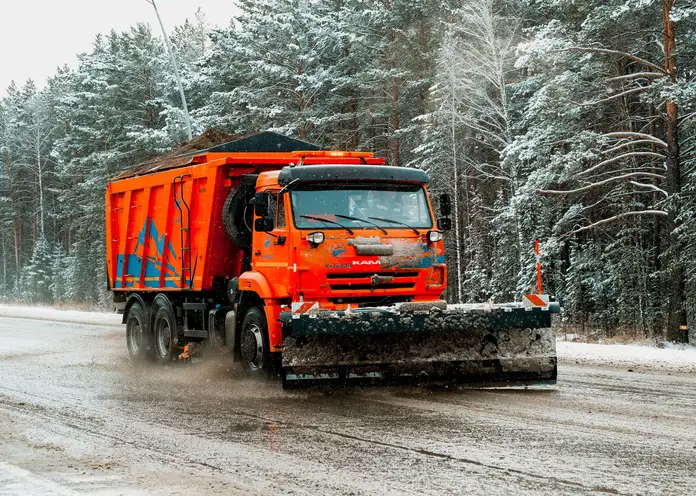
<box><xmin>522</xmin><ymin>240</ymin><xmax>550</xmax><ymax>310</ymax></box>
<box><xmin>679</xmin><ymin>324</ymin><xmax>689</xmax><ymax>342</ymax></box>
<box><xmin>535</xmin><ymin>239</ymin><xmax>543</xmax><ymax>294</ymax></box>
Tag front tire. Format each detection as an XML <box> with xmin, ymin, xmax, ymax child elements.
<box><xmin>153</xmin><ymin>305</ymin><xmax>179</xmax><ymax>364</ymax></box>
<box><xmin>240</xmin><ymin>307</ymin><xmax>271</xmax><ymax>376</ymax></box>
<box><xmin>126</xmin><ymin>302</ymin><xmax>153</xmax><ymax>361</ymax></box>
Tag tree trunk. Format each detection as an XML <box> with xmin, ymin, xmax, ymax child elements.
<box><xmin>450</xmin><ymin>81</ymin><xmax>463</xmax><ymax>303</ymax></box>
<box><xmin>2</xmin><ymin>151</ymin><xmax>22</xmax><ymax>288</ymax></box>
<box><xmin>145</xmin><ymin>68</ymin><xmax>154</xmax><ymax>129</ymax></box>
<box><xmin>1</xmin><ymin>236</ymin><xmax>7</xmax><ymax>296</ymax></box>
<box><xmin>297</xmin><ymin>62</ymin><xmax>308</xmax><ymax>140</ymax></box>
<box><xmin>36</xmin><ymin>123</ymin><xmax>45</xmax><ymax>237</ymax></box>
<box><xmin>662</xmin><ymin>0</ymin><xmax>687</xmax><ymax>342</ymax></box>
<box><xmin>385</xmin><ymin>0</ymin><xmax>399</xmax><ymax>166</ymax></box>
<box><xmin>343</xmin><ymin>43</ymin><xmax>360</xmax><ymax>149</ymax></box>
<box><xmin>650</xmin><ymin>107</ymin><xmax>663</xmax><ymax>337</ymax></box>
<box><xmin>391</xmin><ymin>84</ymin><xmax>400</xmax><ymax>166</ymax></box>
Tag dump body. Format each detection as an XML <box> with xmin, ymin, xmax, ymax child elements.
<box><xmin>106</xmin><ymin>150</ymin><xmax>384</xmax><ymax>293</ymax></box>
<box><xmin>106</xmin><ymin>157</ymin><xmax>238</xmax><ymax>292</ymax></box>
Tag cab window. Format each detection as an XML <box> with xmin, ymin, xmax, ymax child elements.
<box><xmin>276</xmin><ymin>194</ymin><xmax>286</xmax><ymax>228</ymax></box>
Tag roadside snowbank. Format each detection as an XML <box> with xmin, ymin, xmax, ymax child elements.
<box><xmin>558</xmin><ymin>341</ymin><xmax>696</xmax><ymax>373</ymax></box>
<box><xmin>0</xmin><ymin>305</ymin><xmax>120</xmax><ymax>327</ymax></box>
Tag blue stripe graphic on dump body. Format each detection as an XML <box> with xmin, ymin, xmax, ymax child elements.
<box><xmin>116</xmin><ymin>217</ymin><xmax>180</xmax><ymax>288</ymax></box>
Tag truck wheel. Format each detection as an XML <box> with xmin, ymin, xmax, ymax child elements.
<box><xmin>126</xmin><ymin>302</ymin><xmax>153</xmax><ymax>361</ymax></box>
<box><xmin>153</xmin><ymin>305</ymin><xmax>178</xmax><ymax>364</ymax></box>
<box><xmin>240</xmin><ymin>307</ymin><xmax>271</xmax><ymax>376</ymax></box>
<box><xmin>222</xmin><ymin>188</ymin><xmax>253</xmax><ymax>250</ymax></box>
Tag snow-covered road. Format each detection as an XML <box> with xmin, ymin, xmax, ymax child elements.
<box><xmin>0</xmin><ymin>304</ymin><xmax>120</xmax><ymax>327</ymax></box>
<box><xmin>2</xmin><ymin>304</ymin><xmax>694</xmax><ymax>372</ymax></box>
<box><xmin>0</xmin><ymin>308</ymin><xmax>695</xmax><ymax>494</ymax></box>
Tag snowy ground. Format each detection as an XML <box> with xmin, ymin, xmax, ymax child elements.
<box><xmin>0</xmin><ymin>304</ymin><xmax>120</xmax><ymax>327</ymax></box>
<box><xmin>557</xmin><ymin>341</ymin><xmax>696</xmax><ymax>373</ymax></box>
<box><xmin>2</xmin><ymin>304</ymin><xmax>695</xmax><ymax>373</ymax></box>
<box><xmin>1</xmin><ymin>314</ymin><xmax>695</xmax><ymax>495</ymax></box>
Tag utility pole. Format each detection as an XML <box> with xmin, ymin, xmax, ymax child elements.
<box><xmin>145</xmin><ymin>0</ymin><xmax>193</xmax><ymax>140</ymax></box>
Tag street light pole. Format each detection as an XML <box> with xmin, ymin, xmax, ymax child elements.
<box><xmin>145</xmin><ymin>0</ymin><xmax>193</xmax><ymax>140</ymax></box>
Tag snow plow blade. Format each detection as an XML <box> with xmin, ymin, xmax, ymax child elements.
<box><xmin>280</xmin><ymin>300</ymin><xmax>559</xmax><ymax>389</ymax></box>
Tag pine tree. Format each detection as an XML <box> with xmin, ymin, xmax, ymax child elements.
<box><xmin>0</xmin><ymin>0</ymin><xmax>694</xmax><ymax>339</ymax></box>
<box><xmin>19</xmin><ymin>235</ymin><xmax>54</xmax><ymax>303</ymax></box>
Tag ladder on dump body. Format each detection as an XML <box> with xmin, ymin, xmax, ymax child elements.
<box><xmin>173</xmin><ymin>174</ymin><xmax>193</xmax><ymax>289</ymax></box>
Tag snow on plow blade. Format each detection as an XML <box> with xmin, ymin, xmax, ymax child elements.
<box><xmin>280</xmin><ymin>299</ymin><xmax>559</xmax><ymax>389</ymax></box>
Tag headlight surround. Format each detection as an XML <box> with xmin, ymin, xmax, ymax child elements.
<box><xmin>307</xmin><ymin>232</ymin><xmax>325</xmax><ymax>245</ymax></box>
<box><xmin>427</xmin><ymin>230</ymin><xmax>443</xmax><ymax>243</ymax></box>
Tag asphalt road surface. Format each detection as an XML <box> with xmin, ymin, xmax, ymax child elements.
<box><xmin>1</xmin><ymin>315</ymin><xmax>695</xmax><ymax>495</ymax></box>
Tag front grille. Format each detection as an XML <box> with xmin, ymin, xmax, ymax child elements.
<box><xmin>327</xmin><ymin>270</ymin><xmax>418</xmax><ymax>292</ymax></box>
<box><xmin>327</xmin><ymin>296</ymin><xmax>413</xmax><ymax>307</ymax></box>
<box><xmin>330</xmin><ymin>283</ymin><xmax>415</xmax><ymax>291</ymax></box>
<box><xmin>326</xmin><ymin>271</ymin><xmax>419</xmax><ymax>279</ymax></box>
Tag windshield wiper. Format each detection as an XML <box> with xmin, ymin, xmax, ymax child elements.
<box><xmin>300</xmin><ymin>215</ymin><xmax>354</xmax><ymax>235</ymax></box>
<box><xmin>368</xmin><ymin>216</ymin><xmax>420</xmax><ymax>235</ymax></box>
<box><xmin>334</xmin><ymin>214</ymin><xmax>388</xmax><ymax>235</ymax></box>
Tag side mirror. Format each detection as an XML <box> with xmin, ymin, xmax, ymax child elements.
<box><xmin>438</xmin><ymin>218</ymin><xmax>452</xmax><ymax>231</ymax></box>
<box><xmin>254</xmin><ymin>192</ymin><xmax>270</xmax><ymax>217</ymax></box>
<box><xmin>439</xmin><ymin>193</ymin><xmax>452</xmax><ymax>217</ymax></box>
<box><xmin>255</xmin><ymin>217</ymin><xmax>274</xmax><ymax>232</ymax></box>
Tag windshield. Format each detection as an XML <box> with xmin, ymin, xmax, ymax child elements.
<box><xmin>290</xmin><ymin>183</ymin><xmax>433</xmax><ymax>230</ymax></box>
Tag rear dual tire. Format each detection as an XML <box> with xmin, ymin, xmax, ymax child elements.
<box><xmin>125</xmin><ymin>300</ymin><xmax>179</xmax><ymax>364</ymax></box>
<box><xmin>153</xmin><ymin>305</ymin><xmax>179</xmax><ymax>364</ymax></box>
<box><xmin>126</xmin><ymin>302</ymin><xmax>153</xmax><ymax>361</ymax></box>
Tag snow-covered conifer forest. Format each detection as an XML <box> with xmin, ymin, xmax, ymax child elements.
<box><xmin>1</xmin><ymin>1</ymin><xmax>695</xmax><ymax>341</ymax></box>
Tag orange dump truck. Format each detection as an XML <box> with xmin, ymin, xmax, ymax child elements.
<box><xmin>106</xmin><ymin>131</ymin><xmax>558</xmax><ymax>388</ymax></box>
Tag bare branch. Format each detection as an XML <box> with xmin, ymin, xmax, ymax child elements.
<box><xmin>460</xmin><ymin>156</ymin><xmax>511</xmax><ymax>183</ymax></box>
<box><xmin>604</xmin><ymin>132</ymin><xmax>668</xmax><ymax>148</ymax></box>
<box><xmin>595</xmin><ymin>166</ymin><xmax>668</xmax><ymax>177</ymax></box>
<box><xmin>467</xmin><ymin>166</ymin><xmax>511</xmax><ymax>183</ymax></box>
<box><xmin>580</xmin><ymin>86</ymin><xmax>647</xmax><ymax>106</ymax></box>
<box><xmin>602</xmin><ymin>139</ymin><xmax>666</xmax><ymax>155</ymax></box>
<box><xmin>628</xmin><ymin>181</ymin><xmax>668</xmax><ymax>197</ymax></box>
<box><xmin>582</xmin><ymin>190</ymin><xmax>623</xmax><ymax>211</ymax></box>
<box><xmin>682</xmin><ymin>140</ymin><xmax>696</xmax><ymax>157</ymax></box>
<box><xmin>579</xmin><ymin>151</ymin><xmax>666</xmax><ymax>176</ymax></box>
<box><xmin>564</xmin><ymin>47</ymin><xmax>667</xmax><ymax>74</ymax></box>
<box><xmin>607</xmin><ymin>72</ymin><xmax>666</xmax><ymax>82</ymax></box>
<box><xmin>538</xmin><ymin>172</ymin><xmax>665</xmax><ymax>196</ymax></box>
<box><xmin>567</xmin><ymin>210</ymin><xmax>668</xmax><ymax>235</ymax></box>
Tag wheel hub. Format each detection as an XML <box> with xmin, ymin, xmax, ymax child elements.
<box><xmin>128</xmin><ymin>317</ymin><xmax>142</xmax><ymax>353</ymax></box>
<box><xmin>241</xmin><ymin>324</ymin><xmax>263</xmax><ymax>368</ymax></box>
<box><xmin>157</xmin><ymin>320</ymin><xmax>171</xmax><ymax>357</ymax></box>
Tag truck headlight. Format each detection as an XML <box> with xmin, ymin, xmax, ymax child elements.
<box><xmin>307</xmin><ymin>232</ymin><xmax>325</xmax><ymax>245</ymax></box>
<box><xmin>427</xmin><ymin>231</ymin><xmax>443</xmax><ymax>243</ymax></box>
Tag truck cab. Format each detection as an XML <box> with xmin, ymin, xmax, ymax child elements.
<box><xmin>233</xmin><ymin>163</ymin><xmax>450</xmax><ymax>373</ymax></box>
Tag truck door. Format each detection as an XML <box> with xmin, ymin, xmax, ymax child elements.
<box><xmin>251</xmin><ymin>191</ymin><xmax>291</xmax><ymax>298</ymax></box>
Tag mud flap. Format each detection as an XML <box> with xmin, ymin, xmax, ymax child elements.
<box><xmin>280</xmin><ymin>305</ymin><xmax>557</xmax><ymax>389</ymax></box>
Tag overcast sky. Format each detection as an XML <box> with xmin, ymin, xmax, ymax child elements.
<box><xmin>1</xmin><ymin>1</ymin><xmax>240</xmax><ymax>97</ymax></box>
